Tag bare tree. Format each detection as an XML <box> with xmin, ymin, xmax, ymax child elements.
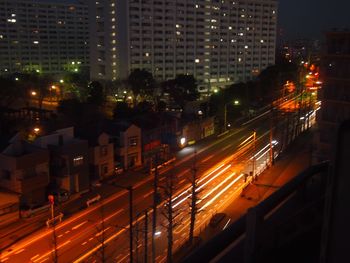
<box><xmin>188</xmin><ymin>150</ymin><xmax>202</xmax><ymax>245</ymax></box>
<box><xmin>51</xmin><ymin>223</ymin><xmax>58</xmax><ymax>263</ymax></box>
<box><xmin>94</xmin><ymin>201</ymin><xmax>107</xmax><ymax>262</ymax></box>
<box><xmin>161</xmin><ymin>173</ymin><xmax>181</xmax><ymax>263</ymax></box>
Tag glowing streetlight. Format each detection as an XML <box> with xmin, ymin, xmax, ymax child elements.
<box><xmin>180</xmin><ymin>137</ymin><xmax>186</xmax><ymax>147</ymax></box>
<box><xmin>59</xmin><ymin>79</ymin><xmax>64</xmax><ymax>83</ymax></box>
<box><xmin>33</xmin><ymin>127</ymin><xmax>40</xmax><ymax>133</ymax></box>
<box><xmin>51</xmin><ymin>85</ymin><xmax>56</xmax><ymax>90</ymax></box>
<box><xmin>31</xmin><ymin>91</ymin><xmax>37</xmax><ymax>96</ymax></box>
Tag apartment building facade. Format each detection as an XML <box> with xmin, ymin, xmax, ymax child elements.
<box><xmin>0</xmin><ymin>0</ymin><xmax>89</xmax><ymax>75</ymax></box>
<box><xmin>90</xmin><ymin>0</ymin><xmax>277</xmax><ymax>90</ymax></box>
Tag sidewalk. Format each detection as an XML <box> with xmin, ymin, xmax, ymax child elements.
<box><xmin>175</xmin><ymin>130</ymin><xmax>314</xmax><ymax>260</ymax></box>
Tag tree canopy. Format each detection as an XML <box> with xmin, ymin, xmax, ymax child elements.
<box><xmin>162</xmin><ymin>74</ymin><xmax>199</xmax><ymax>107</ymax></box>
<box><xmin>127</xmin><ymin>69</ymin><xmax>156</xmax><ymax>98</ymax></box>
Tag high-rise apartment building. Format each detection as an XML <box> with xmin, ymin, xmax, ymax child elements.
<box><xmin>91</xmin><ymin>0</ymin><xmax>277</xmax><ymax>90</ymax></box>
<box><xmin>0</xmin><ymin>0</ymin><xmax>89</xmax><ymax>75</ymax></box>
<box><xmin>316</xmin><ymin>31</ymin><xmax>350</xmax><ymax>162</ymax></box>
<box><xmin>89</xmin><ymin>0</ymin><xmax>119</xmax><ymax>81</ymax></box>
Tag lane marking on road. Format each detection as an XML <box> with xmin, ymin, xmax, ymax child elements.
<box><xmin>179</xmin><ymin>178</ymin><xmax>186</xmax><ymax>185</ymax></box>
<box><xmin>0</xmin><ymin>257</ymin><xmax>9</xmax><ymax>262</ymax></box>
<box><xmin>95</xmin><ymin>226</ymin><xmax>111</xmax><ymax>237</ymax></box>
<box><xmin>14</xmin><ymin>248</ymin><xmax>25</xmax><ymax>255</ymax></box>
<box><xmin>116</xmin><ymin>254</ymin><xmax>129</xmax><ymax>263</ymax></box>
<box><xmin>222</xmin><ymin>144</ymin><xmax>232</xmax><ymax>151</ymax></box>
<box><xmin>32</xmin><ymin>240</ymin><xmax>71</xmax><ymax>263</ymax></box>
<box><xmin>65</xmin><ymin>230</ymin><xmax>70</xmax><ymax>234</ymax></box>
<box><xmin>143</xmin><ymin>191</ymin><xmax>153</xmax><ymax>198</ymax></box>
<box><xmin>30</xmin><ymin>254</ymin><xmax>40</xmax><ymax>261</ymax></box>
<box><xmin>72</xmin><ymin>220</ymin><xmax>88</xmax><ymax>230</ymax></box>
<box><xmin>81</xmin><ymin>242</ymin><xmax>87</xmax><ymax>246</ymax></box>
<box><xmin>178</xmin><ymin>168</ymin><xmax>190</xmax><ymax>178</ymax></box>
<box><xmin>105</xmin><ymin>208</ymin><xmax>124</xmax><ymax>221</ymax></box>
<box><xmin>201</xmin><ymin>154</ymin><xmax>214</xmax><ymax>163</ymax></box>
<box><xmin>74</xmin><ymin>228</ymin><xmax>127</xmax><ymax>262</ymax></box>
<box><xmin>88</xmin><ymin>237</ymin><xmax>94</xmax><ymax>241</ymax></box>
<box><xmin>57</xmin><ymin>234</ymin><xmax>63</xmax><ymax>238</ymax></box>
<box><xmin>38</xmin><ymin>258</ymin><xmax>49</xmax><ymax>263</ymax></box>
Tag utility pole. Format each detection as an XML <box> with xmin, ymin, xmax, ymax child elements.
<box><xmin>224</xmin><ymin>103</ymin><xmax>227</xmax><ymax>132</ymax></box>
<box><xmin>252</xmin><ymin>131</ymin><xmax>256</xmax><ymax>179</ymax></box>
<box><xmin>152</xmin><ymin>154</ymin><xmax>159</xmax><ymax>263</ymax></box>
<box><xmin>128</xmin><ymin>186</ymin><xmax>133</xmax><ymax>263</ymax></box>
<box><xmin>269</xmin><ymin>108</ymin><xmax>274</xmax><ymax>167</ymax></box>
<box><xmin>144</xmin><ymin>210</ymin><xmax>148</xmax><ymax>263</ymax></box>
<box><xmin>48</xmin><ymin>195</ymin><xmax>58</xmax><ymax>263</ymax></box>
<box><xmin>112</xmin><ymin>184</ymin><xmax>134</xmax><ymax>263</ymax></box>
<box><xmin>189</xmin><ymin>150</ymin><xmax>201</xmax><ymax>245</ymax></box>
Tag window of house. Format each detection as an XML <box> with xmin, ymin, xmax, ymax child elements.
<box><xmin>101</xmin><ymin>163</ymin><xmax>108</xmax><ymax>175</ymax></box>
<box><xmin>128</xmin><ymin>136</ymin><xmax>138</xmax><ymax>147</ymax></box>
<box><xmin>100</xmin><ymin>145</ymin><xmax>108</xmax><ymax>157</ymax></box>
<box><xmin>73</xmin><ymin>156</ymin><xmax>84</xmax><ymax>167</ymax></box>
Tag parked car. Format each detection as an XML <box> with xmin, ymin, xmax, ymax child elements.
<box><xmin>209</xmin><ymin>213</ymin><xmax>226</xmax><ymax>228</ymax></box>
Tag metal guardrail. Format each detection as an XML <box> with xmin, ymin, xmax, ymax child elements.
<box><xmin>86</xmin><ymin>194</ymin><xmax>101</xmax><ymax>207</ymax></box>
<box><xmin>46</xmin><ymin>213</ymin><xmax>64</xmax><ymax>227</ymax></box>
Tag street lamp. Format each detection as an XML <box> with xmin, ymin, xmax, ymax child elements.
<box><xmin>224</xmin><ymin>100</ymin><xmax>240</xmax><ymax>132</ymax></box>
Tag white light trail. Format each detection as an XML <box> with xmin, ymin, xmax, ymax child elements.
<box><xmin>171</xmin><ymin>163</ymin><xmax>226</xmax><ymax>204</ymax></box>
<box><xmin>238</xmin><ymin>134</ymin><xmax>254</xmax><ymax>147</ymax></box>
<box><xmin>256</xmin><ymin>142</ymin><xmax>278</xmax><ymax>161</ymax></box>
<box><xmin>172</xmin><ymin>164</ymin><xmax>232</xmax><ymax>209</ymax></box>
<box><xmin>199</xmin><ymin>172</ymin><xmax>236</xmax><ymax>202</ymax></box>
<box><xmin>250</xmin><ymin>141</ymin><xmax>278</xmax><ymax>160</ymax></box>
<box><xmin>201</xmin><ymin>174</ymin><xmax>244</xmax><ymax>210</ymax></box>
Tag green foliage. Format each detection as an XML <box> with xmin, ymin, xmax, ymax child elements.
<box><xmin>87</xmin><ymin>81</ymin><xmax>105</xmax><ymax>106</ymax></box>
<box><xmin>62</xmin><ymin>72</ymin><xmax>89</xmax><ymax>101</ymax></box>
<box><xmin>128</xmin><ymin>69</ymin><xmax>156</xmax><ymax>98</ymax></box>
<box><xmin>162</xmin><ymin>74</ymin><xmax>199</xmax><ymax>107</ymax></box>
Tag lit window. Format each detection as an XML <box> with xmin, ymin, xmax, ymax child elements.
<box><xmin>73</xmin><ymin>156</ymin><xmax>84</xmax><ymax>167</ymax></box>
<box><xmin>195</xmin><ymin>59</ymin><xmax>200</xmax><ymax>63</ymax></box>
<box><xmin>128</xmin><ymin>137</ymin><xmax>138</xmax><ymax>147</ymax></box>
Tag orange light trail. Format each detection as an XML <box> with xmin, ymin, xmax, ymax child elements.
<box><xmin>201</xmin><ymin>174</ymin><xmax>244</xmax><ymax>210</ymax></box>
<box><xmin>172</xmin><ymin>164</ymin><xmax>231</xmax><ymax>208</ymax></box>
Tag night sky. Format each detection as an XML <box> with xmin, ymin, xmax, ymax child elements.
<box><xmin>278</xmin><ymin>0</ymin><xmax>350</xmax><ymax>40</ymax></box>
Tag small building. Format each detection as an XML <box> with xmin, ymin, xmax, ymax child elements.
<box><xmin>78</xmin><ymin>129</ymin><xmax>115</xmax><ymax>181</ymax></box>
<box><xmin>103</xmin><ymin>121</ymin><xmax>142</xmax><ymax>169</ymax></box>
<box><xmin>182</xmin><ymin>116</ymin><xmax>215</xmax><ymax>144</ymax></box>
<box><xmin>0</xmin><ymin>133</ymin><xmax>50</xmax><ymax>206</ymax></box>
<box><xmin>33</xmin><ymin>127</ymin><xmax>90</xmax><ymax>194</ymax></box>
<box><xmin>0</xmin><ymin>189</ymin><xmax>20</xmax><ymax>226</ymax></box>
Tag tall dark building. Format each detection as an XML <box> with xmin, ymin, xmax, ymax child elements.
<box><xmin>316</xmin><ymin>30</ymin><xmax>350</xmax><ymax>162</ymax></box>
